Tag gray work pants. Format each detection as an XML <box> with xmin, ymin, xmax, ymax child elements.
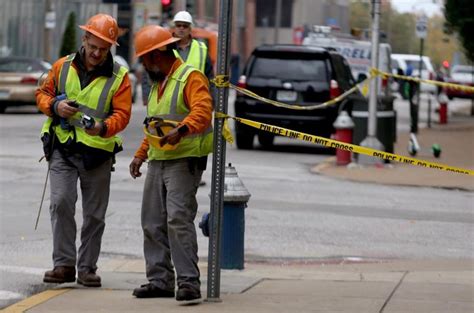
<box><xmin>49</xmin><ymin>150</ymin><xmax>112</xmax><ymax>273</ymax></box>
<box><xmin>141</xmin><ymin>158</ymin><xmax>202</xmax><ymax>292</ymax></box>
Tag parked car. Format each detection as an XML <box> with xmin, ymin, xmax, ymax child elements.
<box><xmin>0</xmin><ymin>56</ymin><xmax>51</xmax><ymax>113</ymax></box>
<box><xmin>391</xmin><ymin>54</ymin><xmax>437</xmax><ymax>98</ymax></box>
<box><xmin>234</xmin><ymin>44</ymin><xmax>366</xmax><ymax>149</ymax></box>
<box><xmin>114</xmin><ymin>55</ymin><xmax>137</xmax><ymax>103</ymax></box>
<box><xmin>446</xmin><ymin>65</ymin><xmax>473</xmax><ymax>99</ymax></box>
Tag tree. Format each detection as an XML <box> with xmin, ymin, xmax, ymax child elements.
<box><xmin>59</xmin><ymin>12</ymin><xmax>77</xmax><ymax>57</ymax></box>
<box><xmin>349</xmin><ymin>1</ymin><xmax>417</xmax><ymax>52</ymax></box>
<box><xmin>444</xmin><ymin>0</ymin><xmax>474</xmax><ymax>62</ymax></box>
<box><xmin>425</xmin><ymin>15</ymin><xmax>461</xmax><ymax>68</ymax></box>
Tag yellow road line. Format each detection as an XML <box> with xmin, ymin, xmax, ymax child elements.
<box><xmin>1</xmin><ymin>289</ymin><xmax>71</xmax><ymax>313</ymax></box>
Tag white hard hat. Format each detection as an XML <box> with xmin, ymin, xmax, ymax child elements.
<box><xmin>173</xmin><ymin>11</ymin><xmax>193</xmax><ymax>25</ymax></box>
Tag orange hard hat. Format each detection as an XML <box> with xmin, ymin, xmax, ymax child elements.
<box><xmin>134</xmin><ymin>25</ymin><xmax>180</xmax><ymax>58</ymax></box>
<box><xmin>79</xmin><ymin>14</ymin><xmax>119</xmax><ymax>46</ymax></box>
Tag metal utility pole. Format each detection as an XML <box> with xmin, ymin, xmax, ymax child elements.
<box><xmin>358</xmin><ymin>0</ymin><xmax>384</xmax><ymax>165</ymax></box>
<box><xmin>413</xmin><ymin>13</ymin><xmax>428</xmax><ymax>133</ymax></box>
<box><xmin>274</xmin><ymin>0</ymin><xmax>282</xmax><ymax>43</ymax></box>
<box><xmin>207</xmin><ymin>0</ymin><xmax>232</xmax><ymax>302</ymax></box>
<box><xmin>413</xmin><ymin>37</ymin><xmax>424</xmax><ymax>133</ymax></box>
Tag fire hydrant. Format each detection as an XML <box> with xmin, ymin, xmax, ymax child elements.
<box><xmin>199</xmin><ymin>163</ymin><xmax>251</xmax><ymax>270</ymax></box>
<box><xmin>333</xmin><ymin>111</ymin><xmax>354</xmax><ymax>165</ymax></box>
<box><xmin>438</xmin><ymin>89</ymin><xmax>449</xmax><ymax>124</ymax></box>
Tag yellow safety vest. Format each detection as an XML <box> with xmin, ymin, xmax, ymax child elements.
<box><xmin>173</xmin><ymin>39</ymin><xmax>207</xmax><ymax>73</ymax></box>
<box><xmin>146</xmin><ymin>63</ymin><xmax>213</xmax><ymax>160</ymax></box>
<box><xmin>41</xmin><ymin>53</ymin><xmax>128</xmax><ymax>153</ymax></box>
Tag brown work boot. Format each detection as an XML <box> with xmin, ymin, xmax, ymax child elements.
<box><xmin>43</xmin><ymin>266</ymin><xmax>76</xmax><ymax>284</ymax></box>
<box><xmin>77</xmin><ymin>271</ymin><xmax>101</xmax><ymax>287</ymax></box>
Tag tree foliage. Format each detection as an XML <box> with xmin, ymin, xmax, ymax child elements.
<box><xmin>59</xmin><ymin>12</ymin><xmax>77</xmax><ymax>57</ymax></box>
<box><xmin>349</xmin><ymin>0</ymin><xmax>464</xmax><ymax>67</ymax></box>
<box><xmin>444</xmin><ymin>0</ymin><xmax>474</xmax><ymax>63</ymax></box>
<box><xmin>349</xmin><ymin>1</ymin><xmax>418</xmax><ymax>53</ymax></box>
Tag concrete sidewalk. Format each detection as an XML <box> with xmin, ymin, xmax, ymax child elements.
<box><xmin>313</xmin><ymin>103</ymin><xmax>474</xmax><ymax>191</ymax></box>
<box><xmin>4</xmin><ymin>259</ymin><xmax>473</xmax><ymax>313</ymax></box>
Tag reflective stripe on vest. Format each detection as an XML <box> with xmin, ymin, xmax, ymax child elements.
<box><xmin>146</xmin><ymin>63</ymin><xmax>213</xmax><ymax>160</ymax></box>
<box><xmin>173</xmin><ymin>39</ymin><xmax>207</xmax><ymax>73</ymax></box>
<box><xmin>41</xmin><ymin>53</ymin><xmax>128</xmax><ymax>152</ymax></box>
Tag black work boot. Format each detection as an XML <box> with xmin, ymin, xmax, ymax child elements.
<box><xmin>43</xmin><ymin>266</ymin><xmax>76</xmax><ymax>284</ymax></box>
<box><xmin>77</xmin><ymin>271</ymin><xmax>101</xmax><ymax>287</ymax></box>
<box><xmin>176</xmin><ymin>285</ymin><xmax>202</xmax><ymax>305</ymax></box>
<box><xmin>132</xmin><ymin>283</ymin><xmax>175</xmax><ymax>298</ymax></box>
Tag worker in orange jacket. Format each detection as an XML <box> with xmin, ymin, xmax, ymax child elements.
<box><xmin>36</xmin><ymin>14</ymin><xmax>132</xmax><ymax>288</ymax></box>
<box><xmin>129</xmin><ymin>25</ymin><xmax>213</xmax><ymax>304</ymax></box>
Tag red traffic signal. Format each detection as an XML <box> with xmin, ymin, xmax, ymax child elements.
<box><xmin>161</xmin><ymin>0</ymin><xmax>171</xmax><ymax>6</ymax></box>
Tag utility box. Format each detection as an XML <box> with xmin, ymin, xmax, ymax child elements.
<box><xmin>352</xmin><ymin>95</ymin><xmax>397</xmax><ymax>157</ymax></box>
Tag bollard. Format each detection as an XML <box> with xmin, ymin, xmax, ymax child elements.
<box><xmin>199</xmin><ymin>163</ymin><xmax>251</xmax><ymax>270</ymax></box>
<box><xmin>438</xmin><ymin>89</ymin><xmax>448</xmax><ymax>124</ymax></box>
<box><xmin>333</xmin><ymin>111</ymin><xmax>354</xmax><ymax>165</ymax></box>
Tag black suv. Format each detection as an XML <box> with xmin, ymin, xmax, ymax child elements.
<box><xmin>234</xmin><ymin>44</ymin><xmax>366</xmax><ymax>149</ymax></box>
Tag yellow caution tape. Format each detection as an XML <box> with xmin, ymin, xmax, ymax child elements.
<box><xmin>232</xmin><ymin>83</ymin><xmax>363</xmax><ymax>110</ymax></box>
<box><xmin>211</xmin><ymin>75</ymin><xmax>371</xmax><ymax>110</ymax></box>
<box><xmin>360</xmin><ymin>79</ymin><xmax>370</xmax><ymax>97</ymax></box>
<box><xmin>222</xmin><ymin>118</ymin><xmax>234</xmax><ymax>144</ymax></box>
<box><xmin>215</xmin><ymin>112</ymin><xmax>474</xmax><ymax>176</ymax></box>
<box><xmin>212</xmin><ymin>68</ymin><xmax>472</xmax><ymax>116</ymax></box>
<box><xmin>211</xmin><ymin>75</ymin><xmax>230</xmax><ymax>88</ymax></box>
<box><xmin>371</xmin><ymin>68</ymin><xmax>474</xmax><ymax>93</ymax></box>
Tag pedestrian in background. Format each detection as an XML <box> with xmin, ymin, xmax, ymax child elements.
<box><xmin>36</xmin><ymin>13</ymin><xmax>132</xmax><ymax>287</ymax></box>
<box><xmin>405</xmin><ymin>63</ymin><xmax>419</xmax><ymax>133</ymax></box>
<box><xmin>129</xmin><ymin>25</ymin><xmax>213</xmax><ymax>304</ymax></box>
<box><xmin>172</xmin><ymin>11</ymin><xmax>214</xmax><ymax>81</ymax></box>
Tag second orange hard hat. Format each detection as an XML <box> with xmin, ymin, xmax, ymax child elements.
<box><xmin>134</xmin><ymin>25</ymin><xmax>180</xmax><ymax>58</ymax></box>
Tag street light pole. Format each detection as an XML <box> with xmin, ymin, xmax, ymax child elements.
<box><xmin>358</xmin><ymin>0</ymin><xmax>384</xmax><ymax>165</ymax></box>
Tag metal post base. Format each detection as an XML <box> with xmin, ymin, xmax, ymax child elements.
<box><xmin>358</xmin><ymin>136</ymin><xmax>385</xmax><ymax>165</ymax></box>
<box><xmin>205</xmin><ymin>297</ymin><xmax>223</xmax><ymax>303</ymax></box>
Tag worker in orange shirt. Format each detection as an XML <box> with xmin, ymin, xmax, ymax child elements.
<box><xmin>129</xmin><ymin>25</ymin><xmax>213</xmax><ymax>304</ymax></box>
<box><xmin>36</xmin><ymin>14</ymin><xmax>132</xmax><ymax>288</ymax></box>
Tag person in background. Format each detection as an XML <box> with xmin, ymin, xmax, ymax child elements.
<box><xmin>171</xmin><ymin>11</ymin><xmax>214</xmax><ymax>81</ymax></box>
<box><xmin>405</xmin><ymin>63</ymin><xmax>419</xmax><ymax>133</ymax></box>
<box><xmin>129</xmin><ymin>25</ymin><xmax>213</xmax><ymax>304</ymax></box>
<box><xmin>35</xmin><ymin>14</ymin><xmax>132</xmax><ymax>287</ymax></box>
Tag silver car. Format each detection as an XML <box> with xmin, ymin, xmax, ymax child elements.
<box><xmin>0</xmin><ymin>57</ymin><xmax>51</xmax><ymax>113</ymax></box>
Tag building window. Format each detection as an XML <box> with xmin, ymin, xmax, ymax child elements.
<box><xmin>255</xmin><ymin>0</ymin><xmax>293</xmax><ymax>27</ymax></box>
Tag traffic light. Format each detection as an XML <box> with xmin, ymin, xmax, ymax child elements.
<box><xmin>161</xmin><ymin>0</ymin><xmax>173</xmax><ymax>20</ymax></box>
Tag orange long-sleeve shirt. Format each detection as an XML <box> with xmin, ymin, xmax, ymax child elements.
<box><xmin>35</xmin><ymin>54</ymin><xmax>132</xmax><ymax>138</ymax></box>
<box><xmin>134</xmin><ymin>59</ymin><xmax>213</xmax><ymax>161</ymax></box>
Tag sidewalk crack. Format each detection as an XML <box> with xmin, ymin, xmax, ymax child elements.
<box><xmin>379</xmin><ymin>271</ymin><xmax>408</xmax><ymax>313</ymax></box>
